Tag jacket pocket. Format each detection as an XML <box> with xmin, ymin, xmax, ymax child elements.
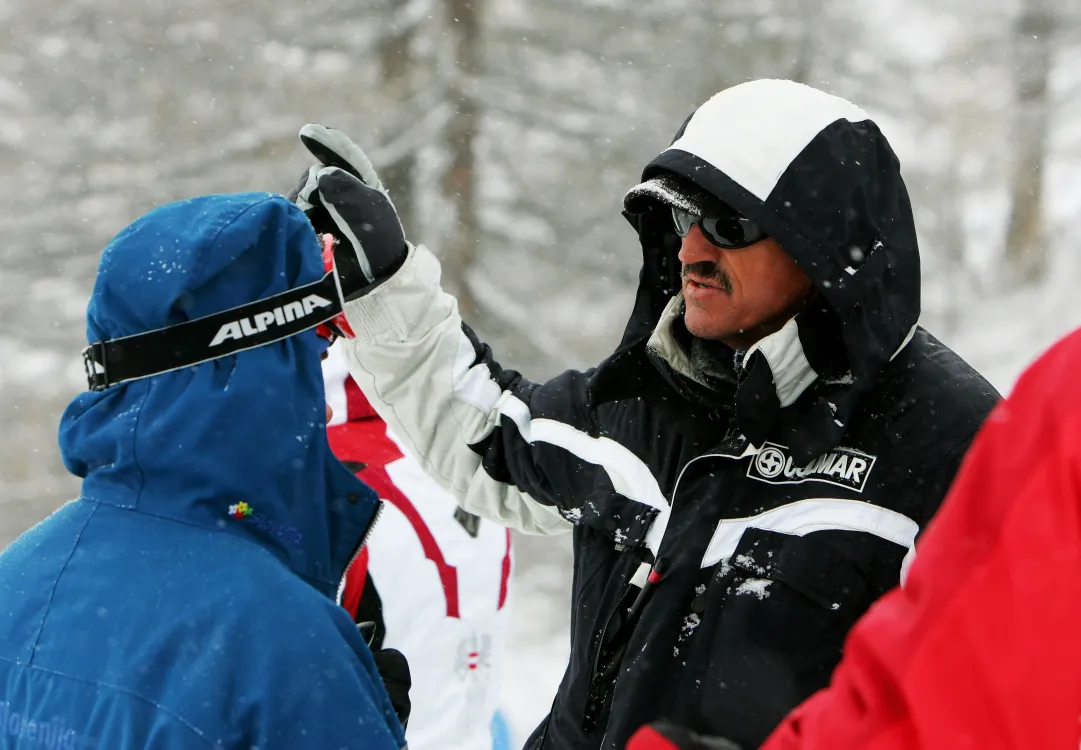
<box><xmin>719</xmin><ymin>527</ymin><xmax>872</xmax><ymax>663</ymax></box>
<box><xmin>729</xmin><ymin>527</ymin><xmax>870</xmax><ymax>611</ymax></box>
<box><xmin>684</xmin><ymin>528</ymin><xmax>873</xmax><ymax>748</ymax></box>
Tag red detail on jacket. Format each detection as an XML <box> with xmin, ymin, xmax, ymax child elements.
<box><xmin>344</xmin><ymin>374</ymin><xmax>378</xmax><ymax>421</ymax></box>
<box><xmin>340</xmin><ymin>546</ymin><xmax>369</xmax><ymax>617</ymax></box>
<box><xmin>315</xmin><ymin>234</ymin><xmax>355</xmax><ymax>342</ymax></box>
<box><xmin>498</xmin><ymin>528</ymin><xmax>512</xmax><ymax>610</ymax></box>
<box><xmin>328</xmin><ymin>393</ymin><xmax>461</xmax><ymax>620</ymax></box>
<box><xmin>627</xmin><ymin>726</ymin><xmax>681</xmax><ymax>750</ymax></box>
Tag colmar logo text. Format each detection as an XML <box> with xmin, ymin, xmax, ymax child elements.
<box><xmin>748</xmin><ymin>442</ymin><xmax>877</xmax><ymax>492</ymax></box>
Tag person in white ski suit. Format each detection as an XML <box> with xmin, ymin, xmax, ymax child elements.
<box><xmin>323</xmin><ymin>346</ymin><xmax>515</xmax><ymax>750</ymax></box>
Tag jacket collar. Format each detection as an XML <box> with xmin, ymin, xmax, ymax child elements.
<box><xmin>647</xmin><ymin>293</ymin><xmax>819</xmax><ymax>409</ymax></box>
<box><xmin>641</xmin><ymin>294</ymin><xmax>920</xmax><ymax>463</ymax></box>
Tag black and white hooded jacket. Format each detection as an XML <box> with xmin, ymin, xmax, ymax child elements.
<box><xmin>339</xmin><ymin>79</ymin><xmax>1000</xmax><ymax>750</ymax></box>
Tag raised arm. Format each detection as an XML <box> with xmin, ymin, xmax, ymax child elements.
<box><xmin>295</xmin><ymin>124</ymin><xmax>623</xmax><ymax>536</ymax></box>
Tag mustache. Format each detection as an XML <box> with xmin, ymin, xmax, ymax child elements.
<box><xmin>682</xmin><ymin>261</ymin><xmax>733</xmax><ymax>294</ymax></box>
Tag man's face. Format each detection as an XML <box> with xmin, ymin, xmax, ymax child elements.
<box><xmin>679</xmin><ymin>223</ymin><xmax>813</xmax><ymax>348</ymax></box>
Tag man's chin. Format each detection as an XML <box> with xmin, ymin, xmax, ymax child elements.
<box><xmin>682</xmin><ymin>308</ymin><xmax>732</xmax><ymax>342</ymax></box>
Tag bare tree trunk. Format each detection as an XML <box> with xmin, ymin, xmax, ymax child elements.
<box><xmin>938</xmin><ymin>151</ymin><xmax>969</xmax><ymax>337</ymax></box>
<box><xmin>441</xmin><ymin>0</ymin><xmax>482</xmax><ymax>323</ymax></box>
<box><xmin>1004</xmin><ymin>1</ymin><xmax>1055</xmax><ymax>283</ymax></box>
<box><xmin>789</xmin><ymin>0</ymin><xmax>818</xmax><ymax>84</ymax></box>
<box><xmin>379</xmin><ymin>10</ymin><xmax>418</xmax><ymax>236</ymax></box>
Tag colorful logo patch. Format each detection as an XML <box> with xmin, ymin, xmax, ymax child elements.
<box><xmin>228</xmin><ymin>501</ymin><xmax>253</xmax><ymax>519</ymax></box>
<box><xmin>226</xmin><ymin>502</ymin><xmax>302</xmax><ymax>547</ymax></box>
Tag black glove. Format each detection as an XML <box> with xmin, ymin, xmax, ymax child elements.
<box><xmin>292</xmin><ymin>124</ymin><xmax>408</xmax><ymax>300</ymax></box>
<box><xmin>372</xmin><ymin>647</ymin><xmax>411</xmax><ymax>729</ymax></box>
<box><xmin>356</xmin><ymin>619</ymin><xmax>410</xmax><ymax>728</ymax></box>
<box><xmin>626</xmin><ymin>722</ymin><xmax>742</xmax><ymax>750</ymax></box>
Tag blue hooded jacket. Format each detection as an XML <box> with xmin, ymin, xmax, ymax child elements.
<box><xmin>0</xmin><ymin>193</ymin><xmax>406</xmax><ymax>749</ymax></box>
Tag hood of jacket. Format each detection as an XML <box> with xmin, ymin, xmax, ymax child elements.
<box><xmin>598</xmin><ymin>79</ymin><xmax>920</xmax><ymax>462</ymax></box>
<box><xmin>58</xmin><ymin>192</ymin><xmax>379</xmax><ymax>597</ymax></box>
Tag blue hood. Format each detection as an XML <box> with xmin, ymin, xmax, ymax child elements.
<box><xmin>59</xmin><ymin>192</ymin><xmax>378</xmax><ymax>596</ymax></box>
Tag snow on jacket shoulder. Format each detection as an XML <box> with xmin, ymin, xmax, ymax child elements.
<box><xmin>0</xmin><ymin>194</ymin><xmax>405</xmax><ymax>750</ymax></box>
<box><xmin>755</xmin><ymin>325</ymin><xmax>1081</xmax><ymax>750</ymax></box>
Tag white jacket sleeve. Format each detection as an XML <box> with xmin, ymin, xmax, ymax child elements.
<box><xmin>339</xmin><ymin>244</ymin><xmax>592</xmax><ymax>536</ymax></box>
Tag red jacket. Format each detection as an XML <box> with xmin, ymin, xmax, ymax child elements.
<box><xmin>631</xmin><ymin>326</ymin><xmax>1081</xmax><ymax>750</ymax></box>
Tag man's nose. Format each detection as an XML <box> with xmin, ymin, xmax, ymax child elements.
<box><xmin>677</xmin><ymin>224</ymin><xmax>720</xmax><ymax>265</ymax></box>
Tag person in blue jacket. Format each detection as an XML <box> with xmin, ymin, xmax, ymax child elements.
<box><xmin>0</xmin><ymin>192</ymin><xmax>407</xmax><ymax>749</ymax></box>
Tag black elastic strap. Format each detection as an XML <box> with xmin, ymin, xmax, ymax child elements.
<box><xmin>83</xmin><ymin>272</ymin><xmax>343</xmax><ymax>391</ymax></box>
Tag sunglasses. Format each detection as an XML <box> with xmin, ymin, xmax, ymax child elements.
<box><xmin>671</xmin><ymin>206</ymin><xmax>767</xmax><ymax>249</ymax></box>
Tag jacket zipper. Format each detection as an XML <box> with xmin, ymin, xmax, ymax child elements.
<box><xmin>336</xmin><ymin>500</ymin><xmax>384</xmax><ymax>606</ymax></box>
<box><xmin>594</xmin><ymin>438</ymin><xmax>757</xmax><ymax>747</ymax></box>
<box><xmin>584</xmin><ymin>557</ymin><xmax>669</xmax><ymax>735</ymax></box>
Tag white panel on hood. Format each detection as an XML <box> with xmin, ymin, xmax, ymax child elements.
<box><xmin>666</xmin><ymin>79</ymin><xmax>870</xmax><ymax>201</ymax></box>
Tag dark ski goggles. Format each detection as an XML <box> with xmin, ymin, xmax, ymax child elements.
<box><xmin>671</xmin><ymin>206</ymin><xmax>767</xmax><ymax>249</ymax></box>
<box><xmin>82</xmin><ymin>233</ymin><xmax>348</xmax><ymax>392</ymax></box>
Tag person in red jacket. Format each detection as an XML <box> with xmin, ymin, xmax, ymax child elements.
<box><xmin>629</xmin><ymin>325</ymin><xmax>1081</xmax><ymax>750</ymax></box>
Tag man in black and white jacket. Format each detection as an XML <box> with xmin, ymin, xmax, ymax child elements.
<box><xmin>292</xmin><ymin>79</ymin><xmax>1000</xmax><ymax>750</ymax></box>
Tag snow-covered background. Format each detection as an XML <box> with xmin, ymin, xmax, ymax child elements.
<box><xmin>1</xmin><ymin>0</ymin><xmax>1079</xmax><ymax>745</ymax></box>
